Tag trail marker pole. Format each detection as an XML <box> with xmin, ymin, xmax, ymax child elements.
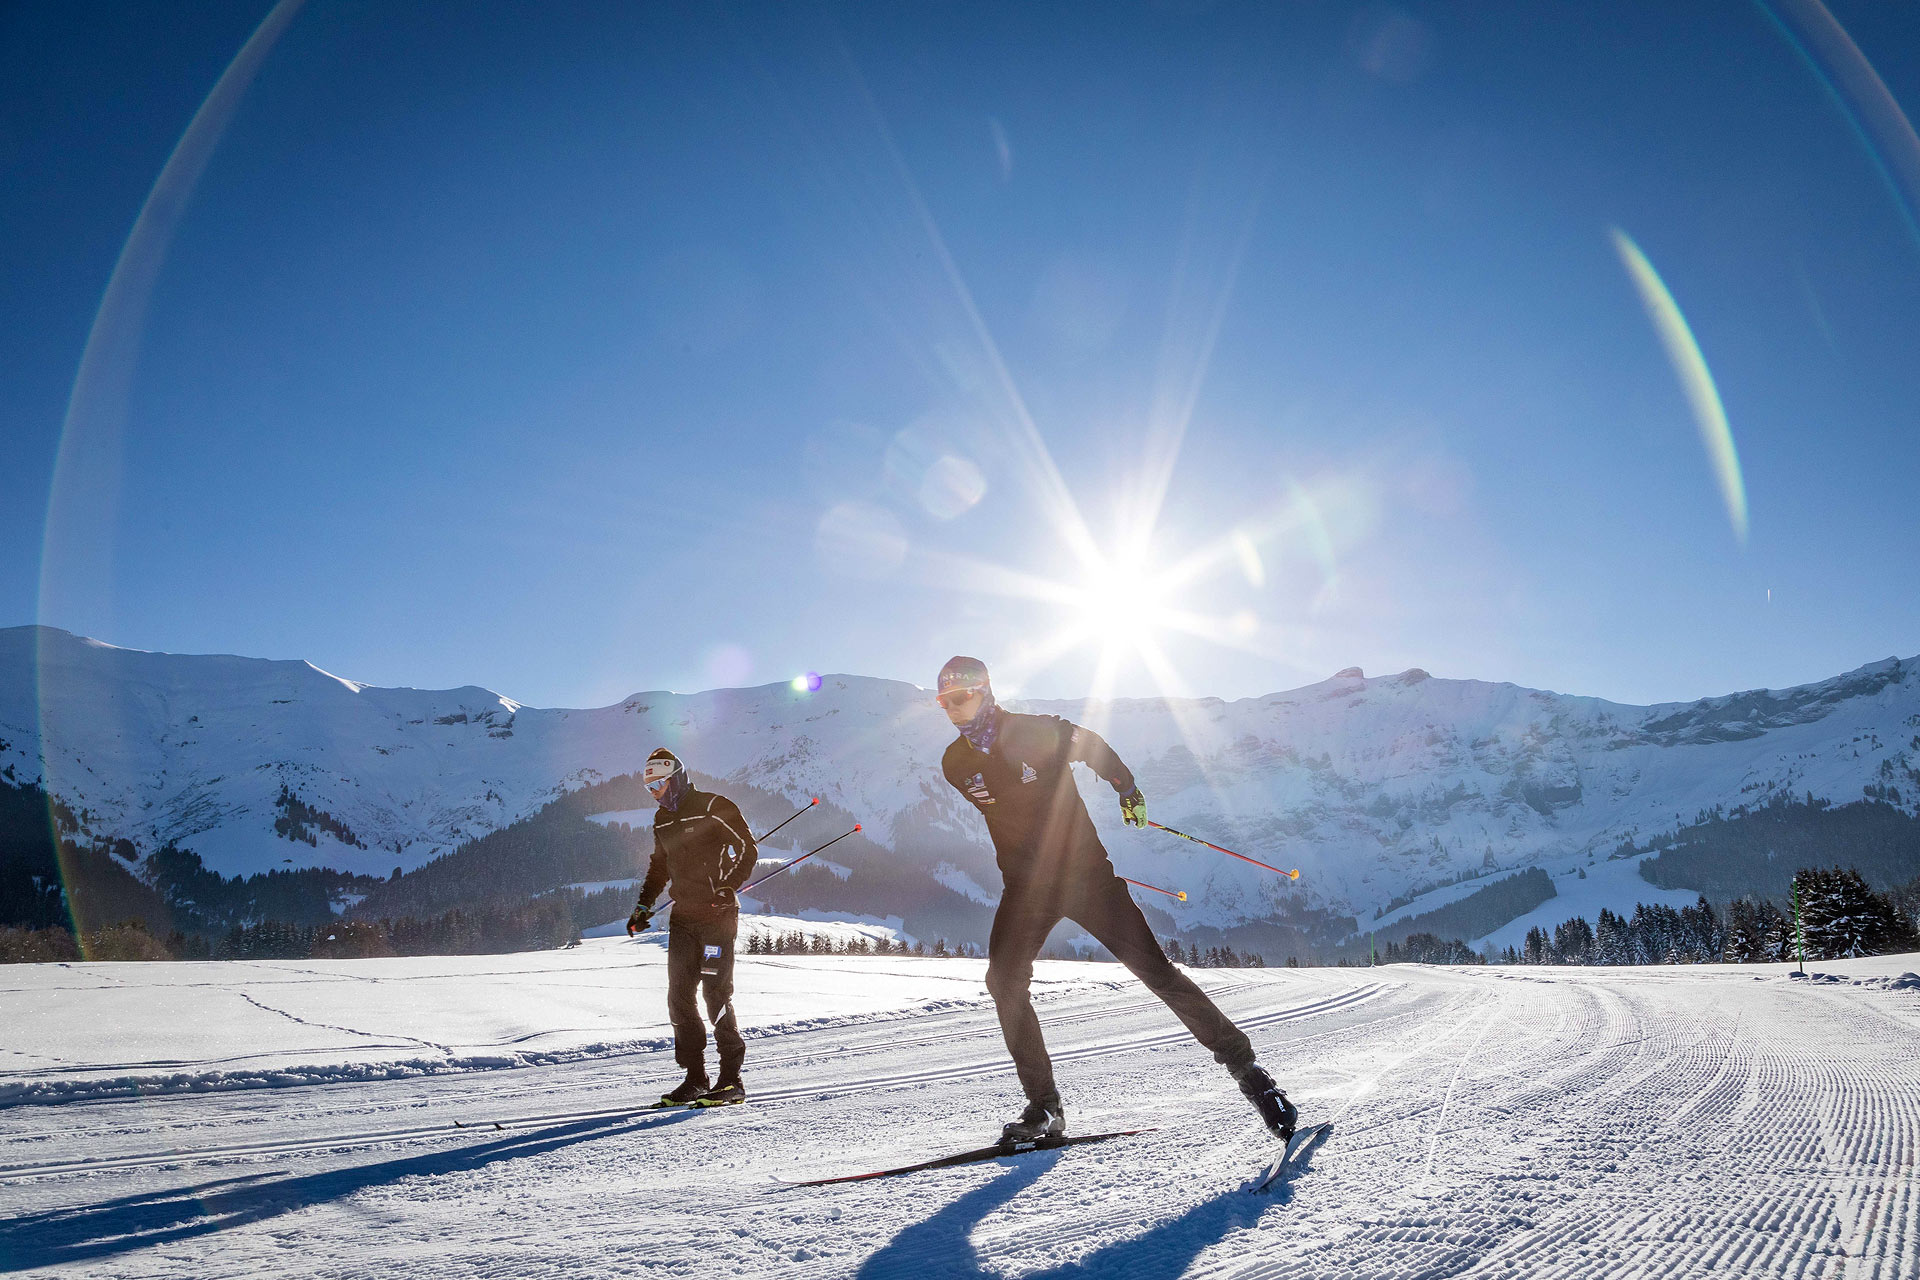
<box><xmin>1793</xmin><ymin>877</ymin><xmax>1805</xmax><ymax>975</ymax></box>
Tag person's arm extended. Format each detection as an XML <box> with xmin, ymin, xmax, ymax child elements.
<box><xmin>1063</xmin><ymin>719</ymin><xmax>1135</xmax><ymax>793</ymax></box>
<box><xmin>1063</xmin><ymin>718</ymin><xmax>1148</xmax><ymax>828</ymax></box>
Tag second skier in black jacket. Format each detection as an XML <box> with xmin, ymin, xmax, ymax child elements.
<box><xmin>628</xmin><ymin>747</ymin><xmax>757</xmax><ymax>1106</ymax></box>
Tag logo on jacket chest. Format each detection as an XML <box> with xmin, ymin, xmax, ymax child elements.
<box><xmin>1020</xmin><ymin>762</ymin><xmax>1038</xmax><ymax>783</ymax></box>
<box><xmin>965</xmin><ymin>772</ymin><xmax>994</xmax><ymax>804</ymax></box>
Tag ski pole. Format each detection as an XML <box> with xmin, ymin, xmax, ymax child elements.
<box><xmin>741</xmin><ymin>825</ymin><xmax>862</xmax><ymax>897</ymax></box>
<box><xmin>629</xmin><ymin>800</ymin><xmax>822</xmax><ymax>927</ymax></box>
<box><xmin>1121</xmin><ymin>876</ymin><xmax>1188</xmax><ymax>902</ymax></box>
<box><xmin>1146</xmin><ymin>820</ymin><xmax>1299</xmax><ymax>880</ymax></box>
<box><xmin>756</xmin><ymin>796</ymin><xmax>819</xmax><ymax>844</ymax></box>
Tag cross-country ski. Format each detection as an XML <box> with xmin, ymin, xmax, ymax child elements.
<box><xmin>780</xmin><ymin>1129</ymin><xmax>1153</xmax><ymax>1187</ymax></box>
<box><xmin>1253</xmin><ymin>1122</ymin><xmax>1335</xmax><ymax>1194</ymax></box>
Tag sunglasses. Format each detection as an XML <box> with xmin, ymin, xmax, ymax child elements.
<box><xmin>936</xmin><ymin>687</ymin><xmax>983</xmax><ymax>709</ymax></box>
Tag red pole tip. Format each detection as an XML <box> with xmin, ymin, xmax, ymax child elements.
<box><xmin>853</xmin><ymin>823</ymin><xmax>862</xmax><ymax>831</ymax></box>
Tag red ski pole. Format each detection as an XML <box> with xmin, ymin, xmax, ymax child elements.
<box><xmin>754</xmin><ymin>796</ymin><xmax>819</xmax><ymax>844</ymax></box>
<box><xmin>630</xmin><ymin>800</ymin><xmax>826</xmax><ymax>930</ymax></box>
<box><xmin>741</xmin><ymin>825</ymin><xmax>861</xmax><ymax>896</ymax></box>
<box><xmin>1121</xmin><ymin>876</ymin><xmax>1188</xmax><ymax>902</ymax></box>
<box><xmin>1146</xmin><ymin>821</ymin><xmax>1300</xmax><ymax>880</ymax></box>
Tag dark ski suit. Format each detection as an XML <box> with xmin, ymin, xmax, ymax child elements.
<box><xmin>941</xmin><ymin>709</ymin><xmax>1254</xmax><ymax>1106</ymax></box>
<box><xmin>637</xmin><ymin>787</ymin><xmax>757</xmax><ymax>1080</ymax></box>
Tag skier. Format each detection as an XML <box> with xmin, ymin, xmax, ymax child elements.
<box><xmin>627</xmin><ymin>748</ymin><xmax>757</xmax><ymax>1106</ymax></box>
<box><xmin>934</xmin><ymin>655</ymin><xmax>1296</xmax><ymax>1145</ymax></box>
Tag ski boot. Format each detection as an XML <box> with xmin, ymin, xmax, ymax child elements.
<box><xmin>694</xmin><ymin>1076</ymin><xmax>746</xmax><ymax>1108</ymax></box>
<box><xmin>1234</xmin><ymin>1063</ymin><xmax>1297</xmax><ymax>1140</ymax></box>
<box><xmin>658</xmin><ymin>1069</ymin><xmax>710</xmax><ymax>1106</ymax></box>
<box><xmin>1000</xmin><ymin>1098</ymin><xmax>1065</xmax><ymax>1148</ymax></box>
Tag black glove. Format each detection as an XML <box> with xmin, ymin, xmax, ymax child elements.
<box><xmin>1119</xmin><ymin>786</ymin><xmax>1148</xmax><ymax>828</ymax></box>
<box><xmin>627</xmin><ymin>904</ymin><xmax>653</xmax><ymax>936</ymax></box>
<box><xmin>714</xmin><ymin>885</ymin><xmax>737</xmax><ymax>908</ymax></box>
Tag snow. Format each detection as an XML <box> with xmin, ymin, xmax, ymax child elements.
<box><xmin>552</xmin><ymin>879</ymin><xmax>640</xmax><ymax>896</ymax></box>
<box><xmin>935</xmin><ymin>860</ymin><xmax>998</xmax><ymax>905</ymax></box>
<box><xmin>0</xmin><ymin>938</ymin><xmax>1103</xmax><ymax>1108</ymax></box>
<box><xmin>740</xmin><ymin>910</ymin><xmax>914</xmax><ymax>947</ymax></box>
<box><xmin>1473</xmin><ymin>854</ymin><xmax>1704</xmax><ymax>952</ymax></box>
<box><xmin>4</xmin><ymin>947</ymin><xmax>1917</xmax><ymax>1276</ymax></box>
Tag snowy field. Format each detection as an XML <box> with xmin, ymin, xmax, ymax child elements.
<box><xmin>2</xmin><ymin>943</ymin><xmax>1918</xmax><ymax>1278</ymax></box>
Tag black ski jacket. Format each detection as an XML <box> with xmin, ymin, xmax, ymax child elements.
<box><xmin>637</xmin><ymin>786</ymin><xmax>758</xmax><ymax>924</ymax></box>
<box><xmin>940</xmin><ymin>710</ymin><xmax>1136</xmax><ymax>903</ymax></box>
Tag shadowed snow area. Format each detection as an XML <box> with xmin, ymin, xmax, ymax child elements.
<box><xmin>1</xmin><ymin>948</ymin><xmax>1917</xmax><ymax>1277</ymax></box>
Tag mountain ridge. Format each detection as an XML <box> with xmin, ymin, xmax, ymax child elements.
<box><xmin>5</xmin><ymin>625</ymin><xmax>1918</xmax><ymax>946</ymax></box>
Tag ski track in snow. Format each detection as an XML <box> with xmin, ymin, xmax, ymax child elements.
<box><xmin>1</xmin><ymin>955</ymin><xmax>1917</xmax><ymax>1278</ymax></box>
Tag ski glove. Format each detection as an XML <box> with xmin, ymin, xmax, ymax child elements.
<box><xmin>1119</xmin><ymin>787</ymin><xmax>1148</xmax><ymax>828</ymax></box>
<box><xmin>627</xmin><ymin>904</ymin><xmax>653</xmax><ymax>936</ymax></box>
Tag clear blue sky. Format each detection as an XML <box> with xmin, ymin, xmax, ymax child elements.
<box><xmin>4</xmin><ymin>0</ymin><xmax>1918</xmax><ymax>709</ymax></box>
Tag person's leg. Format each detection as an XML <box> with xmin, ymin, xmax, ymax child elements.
<box><xmin>984</xmin><ymin>895</ymin><xmax>1065</xmax><ymax>1107</ymax></box>
<box><xmin>1069</xmin><ymin>873</ymin><xmax>1254</xmax><ymax>1071</ymax></box>
<box><xmin>665</xmin><ymin>920</ymin><xmax>709</xmax><ymax>1077</ymax></box>
<box><xmin>702</xmin><ymin>916</ymin><xmax>744</xmax><ymax>1083</ymax></box>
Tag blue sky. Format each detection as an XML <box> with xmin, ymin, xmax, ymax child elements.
<box><xmin>4</xmin><ymin>0</ymin><xmax>1918</xmax><ymax>709</ymax></box>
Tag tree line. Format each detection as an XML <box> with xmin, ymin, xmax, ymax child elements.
<box><xmin>743</xmin><ymin>931</ymin><xmax>983</xmax><ymax>957</ymax></box>
<box><xmin>1161</xmin><ymin>936</ymin><xmax>1268</xmax><ymax>968</ymax></box>
<box><xmin>1499</xmin><ymin>866</ymin><xmax>1919</xmax><ymax>966</ymax></box>
<box><xmin>1</xmin><ymin>896</ymin><xmax>580</xmax><ymax>963</ymax></box>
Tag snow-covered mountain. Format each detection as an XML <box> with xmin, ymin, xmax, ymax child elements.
<box><xmin>4</xmin><ymin>625</ymin><xmax>1918</xmax><ymax>939</ymax></box>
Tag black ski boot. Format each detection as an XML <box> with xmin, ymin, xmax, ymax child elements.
<box><xmin>1000</xmin><ymin>1098</ymin><xmax>1065</xmax><ymax>1147</ymax></box>
<box><xmin>1234</xmin><ymin>1063</ymin><xmax>1296</xmax><ymax>1140</ymax></box>
<box><xmin>695</xmin><ymin>1076</ymin><xmax>746</xmax><ymax>1107</ymax></box>
<box><xmin>658</xmin><ymin>1069</ymin><xmax>710</xmax><ymax>1106</ymax></box>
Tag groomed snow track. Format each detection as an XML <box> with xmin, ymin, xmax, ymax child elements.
<box><xmin>2</xmin><ymin>958</ymin><xmax>1917</xmax><ymax>1278</ymax></box>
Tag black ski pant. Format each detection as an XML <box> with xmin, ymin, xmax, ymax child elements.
<box><xmin>985</xmin><ymin>868</ymin><xmax>1255</xmax><ymax>1107</ymax></box>
<box><xmin>665</xmin><ymin>912</ymin><xmax>743</xmax><ymax>1081</ymax></box>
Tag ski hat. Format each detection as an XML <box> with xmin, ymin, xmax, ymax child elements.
<box><xmin>936</xmin><ymin>655</ymin><xmax>991</xmax><ymax>703</ymax></box>
<box><xmin>643</xmin><ymin>748</ymin><xmax>683</xmax><ymax>786</ymax></box>
<box><xmin>644</xmin><ymin>748</ymin><xmax>690</xmax><ymax>811</ymax></box>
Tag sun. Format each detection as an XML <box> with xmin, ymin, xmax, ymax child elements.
<box><xmin>1067</xmin><ymin>557</ymin><xmax>1170</xmax><ymax>657</ymax></box>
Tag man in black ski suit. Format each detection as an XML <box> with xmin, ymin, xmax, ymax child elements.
<box><xmin>935</xmin><ymin>655</ymin><xmax>1297</xmax><ymax>1144</ymax></box>
<box><xmin>627</xmin><ymin>747</ymin><xmax>757</xmax><ymax>1106</ymax></box>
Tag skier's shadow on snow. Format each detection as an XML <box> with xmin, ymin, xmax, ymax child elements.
<box><xmin>0</xmin><ymin>1110</ymin><xmax>695</xmax><ymax>1274</ymax></box>
<box><xmin>855</xmin><ymin>1149</ymin><xmax>1284</xmax><ymax>1280</ymax></box>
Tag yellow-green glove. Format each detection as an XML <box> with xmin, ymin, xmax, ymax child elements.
<box><xmin>1120</xmin><ymin>787</ymin><xmax>1148</xmax><ymax>828</ymax></box>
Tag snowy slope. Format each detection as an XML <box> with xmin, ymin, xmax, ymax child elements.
<box><xmin>4</xmin><ymin>625</ymin><xmax>1919</xmax><ymax>934</ymax></box>
<box><xmin>2</xmin><ymin>947</ymin><xmax>1916</xmax><ymax>1277</ymax></box>
<box><xmin>0</xmin><ymin>935</ymin><xmax>1113</xmax><ymax>1109</ymax></box>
